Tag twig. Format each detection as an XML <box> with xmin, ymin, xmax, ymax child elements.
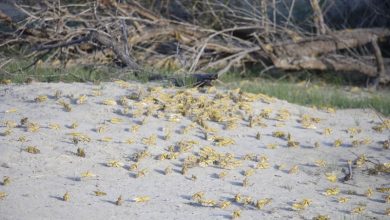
<box><xmin>120</xmin><ymin>19</ymin><xmax>130</xmax><ymax>58</ymax></box>
<box><xmin>368</xmin><ymin>104</ymin><xmax>385</xmax><ymax>123</ymax></box>
<box><xmin>285</xmin><ymin>0</ymin><xmax>296</xmax><ymax>28</ymax></box>
<box><xmin>371</xmin><ymin>36</ymin><xmax>388</xmax><ymax>84</ymax></box>
<box><xmin>0</xmin><ymin>59</ymin><xmax>13</xmax><ymax>70</ymax></box>
<box><xmin>32</xmin><ymin>35</ymin><xmax>91</xmax><ymax>51</ymax></box>
<box><xmin>343</xmin><ymin>160</ymin><xmax>353</xmax><ymax>181</ymax></box>
<box><xmin>259</xmin><ymin>65</ymin><xmax>275</xmax><ymax>77</ymax></box>
<box><xmin>189</xmin><ymin>25</ymin><xmax>263</xmax><ymax>73</ymax></box>
<box><xmin>310</xmin><ymin>0</ymin><xmax>328</xmax><ymax>35</ymax></box>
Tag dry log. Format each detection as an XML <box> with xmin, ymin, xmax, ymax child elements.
<box><xmin>273</xmin><ymin>55</ymin><xmax>377</xmax><ymax>77</ymax></box>
<box><xmin>267</xmin><ymin>28</ymin><xmax>390</xmax><ymax>58</ymax></box>
<box><xmin>272</xmin><ymin>54</ymin><xmax>390</xmax><ymax>83</ymax></box>
<box><xmin>264</xmin><ymin>28</ymin><xmax>390</xmax><ymax>83</ymax></box>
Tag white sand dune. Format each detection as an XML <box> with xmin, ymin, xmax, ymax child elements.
<box><xmin>0</xmin><ymin>82</ymin><xmax>389</xmax><ymax>220</ymax></box>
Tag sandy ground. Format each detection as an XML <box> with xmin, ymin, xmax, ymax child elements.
<box><xmin>0</xmin><ymin>82</ymin><xmax>389</xmax><ymax>220</ymax></box>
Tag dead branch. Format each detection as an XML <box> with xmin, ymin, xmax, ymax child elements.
<box><xmin>90</xmin><ymin>30</ymin><xmax>139</xmax><ymax>70</ymax></box>
<box><xmin>268</xmin><ymin>28</ymin><xmax>390</xmax><ymax>58</ymax></box>
<box><xmin>0</xmin><ymin>0</ymin><xmax>389</xmax><ymax>84</ymax></box>
<box><xmin>371</xmin><ymin>36</ymin><xmax>389</xmax><ymax>83</ymax></box>
<box><xmin>310</xmin><ymin>0</ymin><xmax>328</xmax><ymax>35</ymax></box>
<box><xmin>263</xmin><ymin>28</ymin><xmax>390</xmax><ymax>83</ymax></box>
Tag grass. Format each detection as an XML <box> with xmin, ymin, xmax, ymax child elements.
<box><xmin>1</xmin><ymin>62</ymin><xmax>390</xmax><ymax>116</ymax></box>
<box><xmin>219</xmin><ymin>73</ymin><xmax>390</xmax><ymax>116</ymax></box>
<box><xmin>1</xmin><ymin>60</ymin><xmax>139</xmax><ymax>83</ymax></box>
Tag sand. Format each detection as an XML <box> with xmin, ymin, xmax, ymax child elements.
<box><xmin>0</xmin><ymin>82</ymin><xmax>389</xmax><ymax>220</ymax></box>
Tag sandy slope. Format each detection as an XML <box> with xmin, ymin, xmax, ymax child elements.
<box><xmin>0</xmin><ymin>82</ymin><xmax>389</xmax><ymax>220</ymax></box>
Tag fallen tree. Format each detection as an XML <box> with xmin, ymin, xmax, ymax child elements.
<box><xmin>0</xmin><ymin>0</ymin><xmax>389</xmax><ymax>85</ymax></box>
<box><xmin>262</xmin><ymin>28</ymin><xmax>390</xmax><ymax>83</ymax></box>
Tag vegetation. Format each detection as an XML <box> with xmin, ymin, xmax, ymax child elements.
<box><xmin>1</xmin><ymin>0</ymin><xmax>389</xmax><ymax>83</ymax></box>
<box><xmin>220</xmin><ymin>73</ymin><xmax>390</xmax><ymax>116</ymax></box>
<box><xmin>2</xmin><ymin>63</ymin><xmax>389</xmax><ymax>116</ymax></box>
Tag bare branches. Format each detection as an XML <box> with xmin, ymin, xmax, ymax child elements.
<box><xmin>310</xmin><ymin>0</ymin><xmax>328</xmax><ymax>35</ymax></box>
<box><xmin>90</xmin><ymin>30</ymin><xmax>139</xmax><ymax>70</ymax></box>
<box><xmin>371</xmin><ymin>36</ymin><xmax>388</xmax><ymax>83</ymax></box>
<box><xmin>0</xmin><ymin>0</ymin><xmax>389</xmax><ymax>83</ymax></box>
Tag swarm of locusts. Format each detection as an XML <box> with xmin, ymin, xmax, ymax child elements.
<box><xmin>1</xmin><ymin>80</ymin><xmax>389</xmax><ymax>219</ymax></box>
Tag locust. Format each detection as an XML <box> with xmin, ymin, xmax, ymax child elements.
<box><xmin>292</xmin><ymin>199</ymin><xmax>312</xmax><ymax>210</ymax></box>
<box><xmin>1</xmin><ymin>129</ymin><xmax>12</xmax><ymax>136</ymax></box>
<box><xmin>324</xmin><ymin>173</ymin><xmax>337</xmax><ymax>183</ymax></box>
<box><xmin>5</xmin><ymin>108</ymin><xmax>17</xmax><ymax>113</ymax></box>
<box><xmin>333</xmin><ymin>139</ymin><xmax>342</xmax><ymax>147</ymax></box>
<box><xmin>49</xmin><ymin>123</ymin><xmax>61</xmax><ymax>130</ymax></box>
<box><xmin>242</xmin><ymin>178</ymin><xmax>249</xmax><ymax>187</ymax></box>
<box><xmin>123</xmin><ymin>138</ymin><xmax>135</xmax><ymax>144</ymax></box>
<box><xmin>132</xmin><ymin>150</ymin><xmax>150</xmax><ymax>162</ymax></box>
<box><xmin>219</xmin><ymin>201</ymin><xmax>231</xmax><ymax>209</ymax></box>
<box><xmin>256</xmin><ymin>198</ymin><xmax>272</xmax><ymax>209</ymax></box>
<box><xmin>94</xmin><ymin>191</ymin><xmax>107</xmax><ymax>196</ymax></box>
<box><xmin>289</xmin><ymin>165</ymin><xmax>299</xmax><ymax>174</ymax></box>
<box><xmin>97</xmin><ymin>126</ymin><xmax>107</xmax><ymax>133</ymax></box>
<box><xmin>116</xmin><ymin>195</ymin><xmax>123</xmax><ymax>206</ymax></box>
<box><xmin>69</xmin><ymin>122</ymin><xmax>78</xmax><ymax>129</ymax></box>
<box><xmin>244</xmin><ymin>168</ymin><xmax>255</xmax><ymax>177</ymax></box>
<box><xmin>218</xmin><ymin>171</ymin><xmax>228</xmax><ymax>179</ymax></box>
<box><xmin>213</xmin><ymin>136</ymin><xmax>235</xmax><ymax>147</ymax></box>
<box><xmin>81</xmin><ymin>171</ymin><xmax>95</xmax><ymax>178</ymax></box>
<box><xmin>102</xmin><ymin>99</ymin><xmax>117</xmax><ymax>106</ymax></box>
<box><xmin>199</xmin><ymin>199</ymin><xmax>216</xmax><ymax>207</ymax></box>
<box><xmin>107</xmin><ymin>160</ymin><xmax>123</xmax><ymax>168</ymax></box>
<box><xmin>110</xmin><ymin>118</ymin><xmax>123</xmax><ymax>124</ymax></box>
<box><xmin>364</xmin><ymin>188</ymin><xmax>373</xmax><ymax>198</ymax></box>
<box><xmin>136</xmin><ymin>168</ymin><xmax>148</xmax><ymax>178</ymax></box>
<box><xmin>0</xmin><ymin>192</ymin><xmax>7</xmax><ymax>200</ymax></box>
<box><xmin>351</xmin><ymin>206</ymin><xmax>366</xmax><ymax>214</ymax></box>
<box><xmin>142</xmin><ymin>135</ymin><xmax>157</xmax><ymax>146</ymax></box>
<box><xmin>100</xmin><ymin>137</ymin><xmax>113</xmax><ymax>142</ymax></box>
<box><xmin>20</xmin><ymin>117</ymin><xmax>28</xmax><ymax>126</ymax></box>
<box><xmin>76</xmin><ymin>95</ymin><xmax>87</xmax><ymax>104</ymax></box>
<box><xmin>129</xmin><ymin>163</ymin><xmax>138</xmax><ymax>171</ymax></box>
<box><xmin>27</xmin><ymin>122</ymin><xmax>40</xmax><ymax>132</ymax></box>
<box><xmin>76</xmin><ymin>148</ymin><xmax>86</xmax><ymax>157</ymax></box>
<box><xmin>133</xmin><ymin>196</ymin><xmax>150</xmax><ymax>203</ymax></box>
<box><xmin>338</xmin><ymin>197</ymin><xmax>350</xmax><ymax>203</ymax></box>
<box><xmin>314</xmin><ymin>159</ymin><xmax>327</xmax><ymax>167</ymax></box>
<box><xmin>2</xmin><ymin>176</ymin><xmax>10</xmax><ymax>186</ymax></box>
<box><xmin>63</xmin><ymin>192</ymin><xmax>70</xmax><ymax>201</ymax></box>
<box><xmin>192</xmin><ymin>192</ymin><xmax>204</xmax><ymax>202</ymax></box>
<box><xmin>324</xmin><ymin>187</ymin><xmax>340</xmax><ymax>196</ymax></box>
<box><xmin>54</xmin><ymin>90</ymin><xmax>62</xmax><ymax>99</ymax></box>
<box><xmin>35</xmin><ymin>95</ymin><xmax>48</xmax><ymax>103</ymax></box>
<box><xmin>232</xmin><ymin>209</ymin><xmax>241</xmax><ymax>219</ymax></box>
<box><xmin>164</xmin><ymin>166</ymin><xmax>172</xmax><ymax>175</ymax></box>
<box><xmin>256</xmin><ymin>132</ymin><xmax>261</xmax><ymax>140</ymax></box>
<box><xmin>266</xmin><ymin>143</ymin><xmax>278</xmax><ymax>149</ymax></box>
<box><xmin>25</xmin><ymin>146</ymin><xmax>40</xmax><ymax>154</ymax></box>
<box><xmin>313</xmin><ymin>215</ymin><xmax>330</xmax><ymax>220</ymax></box>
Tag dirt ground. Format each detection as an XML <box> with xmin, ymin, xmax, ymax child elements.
<box><xmin>0</xmin><ymin>82</ymin><xmax>389</xmax><ymax>220</ymax></box>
